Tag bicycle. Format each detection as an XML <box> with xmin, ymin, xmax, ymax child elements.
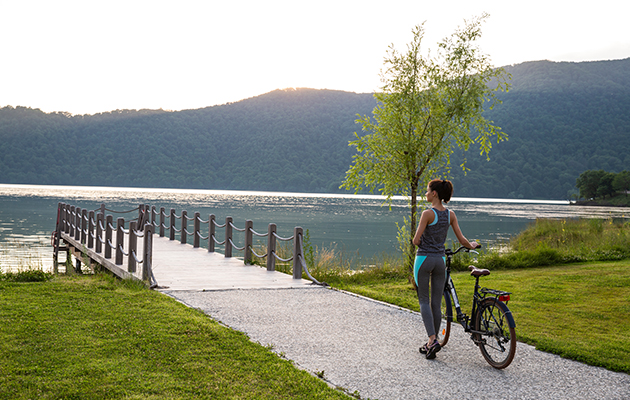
<box><xmin>437</xmin><ymin>245</ymin><xmax>517</xmax><ymax>369</ymax></box>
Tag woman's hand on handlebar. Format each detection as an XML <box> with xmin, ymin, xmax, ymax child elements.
<box><xmin>469</xmin><ymin>241</ymin><xmax>480</xmax><ymax>250</ymax></box>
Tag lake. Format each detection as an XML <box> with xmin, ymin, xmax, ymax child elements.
<box><xmin>1</xmin><ymin>184</ymin><xmax>629</xmax><ymax>272</ymax></box>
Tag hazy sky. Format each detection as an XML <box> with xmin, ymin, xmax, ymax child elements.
<box><xmin>1</xmin><ymin>0</ymin><xmax>628</xmax><ymax>115</ymax></box>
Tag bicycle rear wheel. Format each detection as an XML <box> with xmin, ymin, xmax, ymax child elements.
<box><xmin>438</xmin><ymin>290</ymin><xmax>452</xmax><ymax>347</ymax></box>
<box><xmin>474</xmin><ymin>298</ymin><xmax>516</xmax><ymax>369</ymax></box>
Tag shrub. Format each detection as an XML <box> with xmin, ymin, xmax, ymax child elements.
<box><xmin>1</xmin><ymin>269</ymin><xmax>53</xmax><ymax>282</ymax></box>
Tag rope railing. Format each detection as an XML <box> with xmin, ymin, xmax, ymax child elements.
<box><xmin>151</xmin><ymin>207</ymin><xmax>320</xmax><ymax>283</ymax></box>
<box><xmin>250</xmin><ymin>247</ymin><xmax>268</xmax><ymax>258</ymax></box>
<box><xmin>272</xmin><ymin>252</ymin><xmax>293</xmax><ymax>263</ymax></box>
<box><xmin>54</xmin><ymin>202</ymin><xmax>323</xmax><ymax>287</ymax></box>
<box><xmin>297</xmin><ymin>232</ymin><xmax>327</xmax><ymax>286</ymax></box>
<box><xmin>54</xmin><ymin>202</ymin><xmax>155</xmax><ymax>287</ymax></box>
<box><xmin>272</xmin><ymin>232</ymin><xmax>295</xmax><ymax>242</ymax></box>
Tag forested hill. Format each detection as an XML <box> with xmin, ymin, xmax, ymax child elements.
<box><xmin>450</xmin><ymin>57</ymin><xmax>630</xmax><ymax>199</ymax></box>
<box><xmin>0</xmin><ymin>90</ymin><xmax>376</xmax><ymax>193</ymax></box>
<box><xmin>1</xmin><ymin>58</ymin><xmax>629</xmax><ymax>200</ymax></box>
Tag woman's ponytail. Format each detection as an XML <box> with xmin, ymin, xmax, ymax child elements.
<box><xmin>429</xmin><ymin>179</ymin><xmax>454</xmax><ymax>203</ymax></box>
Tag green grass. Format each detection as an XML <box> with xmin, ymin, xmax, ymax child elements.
<box><xmin>0</xmin><ymin>274</ymin><xmax>350</xmax><ymax>399</ymax></box>
<box><xmin>2</xmin><ymin>216</ymin><xmax>628</xmax><ymax>399</ymax></box>
<box><xmin>329</xmin><ymin>261</ymin><xmax>630</xmax><ymax>373</ymax></box>
<box><xmin>444</xmin><ymin>218</ymin><xmax>630</xmax><ymax>271</ymax></box>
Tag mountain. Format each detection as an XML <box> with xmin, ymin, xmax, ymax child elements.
<box><xmin>1</xmin><ymin>58</ymin><xmax>629</xmax><ymax>200</ymax></box>
<box><xmin>0</xmin><ymin>89</ymin><xmax>376</xmax><ymax>193</ymax></box>
<box><xmin>450</xmin><ymin>58</ymin><xmax>630</xmax><ymax>199</ymax></box>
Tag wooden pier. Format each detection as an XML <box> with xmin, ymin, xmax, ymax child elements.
<box><xmin>53</xmin><ymin>203</ymin><xmax>324</xmax><ymax>291</ymax></box>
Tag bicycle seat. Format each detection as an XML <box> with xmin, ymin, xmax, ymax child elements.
<box><xmin>468</xmin><ymin>265</ymin><xmax>490</xmax><ymax>277</ymax></box>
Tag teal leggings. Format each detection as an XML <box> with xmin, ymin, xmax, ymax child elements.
<box><xmin>414</xmin><ymin>255</ymin><xmax>446</xmax><ymax>338</ymax></box>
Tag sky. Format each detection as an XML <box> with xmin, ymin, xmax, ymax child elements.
<box><xmin>1</xmin><ymin>0</ymin><xmax>628</xmax><ymax>115</ymax></box>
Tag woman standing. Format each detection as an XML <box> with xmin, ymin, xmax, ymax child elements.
<box><xmin>412</xmin><ymin>179</ymin><xmax>478</xmax><ymax>359</ymax></box>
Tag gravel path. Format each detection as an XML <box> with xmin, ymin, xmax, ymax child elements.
<box><xmin>164</xmin><ymin>287</ymin><xmax>630</xmax><ymax>400</ymax></box>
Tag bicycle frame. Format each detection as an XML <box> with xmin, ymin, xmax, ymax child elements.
<box><xmin>443</xmin><ymin>250</ymin><xmax>473</xmax><ymax>332</ymax></box>
<box><xmin>439</xmin><ymin>246</ymin><xmax>517</xmax><ymax>369</ymax></box>
<box><xmin>444</xmin><ymin>249</ymin><xmax>515</xmax><ymax>333</ymax></box>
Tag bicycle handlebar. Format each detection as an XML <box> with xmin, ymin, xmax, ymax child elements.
<box><xmin>446</xmin><ymin>245</ymin><xmax>481</xmax><ymax>256</ymax></box>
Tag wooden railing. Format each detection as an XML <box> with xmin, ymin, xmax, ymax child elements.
<box><xmin>53</xmin><ymin>203</ymin><xmax>325</xmax><ymax>286</ymax></box>
<box><xmin>146</xmin><ymin>205</ymin><xmax>324</xmax><ymax>284</ymax></box>
<box><xmin>54</xmin><ymin>203</ymin><xmax>154</xmax><ymax>283</ymax></box>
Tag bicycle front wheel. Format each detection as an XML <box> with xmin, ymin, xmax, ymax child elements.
<box><xmin>474</xmin><ymin>298</ymin><xmax>516</xmax><ymax>369</ymax></box>
<box><xmin>439</xmin><ymin>290</ymin><xmax>452</xmax><ymax>347</ymax></box>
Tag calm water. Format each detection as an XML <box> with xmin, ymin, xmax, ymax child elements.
<box><xmin>1</xmin><ymin>184</ymin><xmax>629</xmax><ymax>271</ymax></box>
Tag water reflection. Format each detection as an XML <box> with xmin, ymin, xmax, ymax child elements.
<box><xmin>1</xmin><ymin>184</ymin><xmax>628</xmax><ymax>272</ymax></box>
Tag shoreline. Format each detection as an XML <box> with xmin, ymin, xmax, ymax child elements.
<box><xmin>572</xmin><ymin>199</ymin><xmax>630</xmax><ymax>208</ymax></box>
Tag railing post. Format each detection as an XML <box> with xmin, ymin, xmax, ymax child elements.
<box><xmin>100</xmin><ymin>203</ymin><xmax>106</xmax><ymax>216</ymax></box>
<box><xmin>74</xmin><ymin>207</ymin><xmax>81</xmax><ymax>241</ymax></box>
<box><xmin>64</xmin><ymin>204</ymin><xmax>70</xmax><ymax>233</ymax></box>
<box><xmin>144</xmin><ymin>205</ymin><xmax>150</xmax><ymax>229</ymax></box>
<box><xmin>138</xmin><ymin>205</ymin><xmax>144</xmax><ymax>228</ymax></box>
<box><xmin>80</xmin><ymin>209</ymin><xmax>87</xmax><ymax>244</ymax></box>
<box><xmin>116</xmin><ymin>218</ymin><xmax>125</xmax><ymax>265</ymax></box>
<box><xmin>244</xmin><ymin>220</ymin><xmax>253</xmax><ymax>264</ymax></box>
<box><xmin>293</xmin><ymin>227</ymin><xmax>303</xmax><ymax>279</ymax></box>
<box><xmin>181</xmin><ymin>210</ymin><xmax>188</xmax><ymax>245</ymax></box>
<box><xmin>105</xmin><ymin>215</ymin><xmax>113</xmax><ymax>259</ymax></box>
<box><xmin>142</xmin><ymin>223</ymin><xmax>153</xmax><ymax>283</ymax></box>
<box><xmin>159</xmin><ymin>207</ymin><xmax>165</xmax><ymax>237</ymax></box>
<box><xmin>87</xmin><ymin>210</ymin><xmax>95</xmax><ymax>248</ymax></box>
<box><xmin>193</xmin><ymin>212</ymin><xmax>200</xmax><ymax>248</ymax></box>
<box><xmin>53</xmin><ymin>203</ymin><xmax>63</xmax><ymax>274</ymax></box>
<box><xmin>169</xmin><ymin>209</ymin><xmax>176</xmax><ymax>241</ymax></box>
<box><xmin>225</xmin><ymin>216</ymin><xmax>233</xmax><ymax>257</ymax></box>
<box><xmin>208</xmin><ymin>214</ymin><xmax>216</xmax><ymax>252</ymax></box>
<box><xmin>266</xmin><ymin>223</ymin><xmax>276</xmax><ymax>271</ymax></box>
<box><xmin>128</xmin><ymin>221</ymin><xmax>137</xmax><ymax>273</ymax></box>
<box><xmin>96</xmin><ymin>213</ymin><xmax>103</xmax><ymax>253</ymax></box>
<box><xmin>69</xmin><ymin>206</ymin><xmax>75</xmax><ymax>237</ymax></box>
<box><xmin>151</xmin><ymin>205</ymin><xmax>157</xmax><ymax>228</ymax></box>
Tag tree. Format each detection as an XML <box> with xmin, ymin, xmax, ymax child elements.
<box><xmin>597</xmin><ymin>172</ymin><xmax>616</xmax><ymax>199</ymax></box>
<box><xmin>341</xmin><ymin>14</ymin><xmax>509</xmax><ymax>280</ymax></box>
<box><xmin>576</xmin><ymin>170</ymin><xmax>607</xmax><ymax>199</ymax></box>
<box><xmin>613</xmin><ymin>170</ymin><xmax>630</xmax><ymax>197</ymax></box>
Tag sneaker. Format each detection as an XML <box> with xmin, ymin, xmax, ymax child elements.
<box><xmin>419</xmin><ymin>343</ymin><xmax>429</xmax><ymax>354</ymax></box>
<box><xmin>425</xmin><ymin>340</ymin><xmax>441</xmax><ymax>359</ymax></box>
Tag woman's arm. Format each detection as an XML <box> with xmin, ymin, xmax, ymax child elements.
<box><xmin>412</xmin><ymin>209</ymin><xmax>434</xmax><ymax>246</ymax></box>
<box><xmin>450</xmin><ymin>210</ymin><xmax>478</xmax><ymax>249</ymax></box>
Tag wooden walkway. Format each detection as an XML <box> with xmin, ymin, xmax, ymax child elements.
<box><xmin>150</xmin><ymin>236</ymin><xmax>317</xmax><ymax>291</ymax></box>
<box><xmin>59</xmin><ymin>232</ymin><xmax>317</xmax><ymax>291</ymax></box>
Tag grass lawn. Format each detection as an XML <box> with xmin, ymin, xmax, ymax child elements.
<box><xmin>332</xmin><ymin>261</ymin><xmax>630</xmax><ymax>373</ymax></box>
<box><xmin>0</xmin><ymin>275</ymin><xmax>350</xmax><ymax>400</ymax></box>
<box><xmin>1</xmin><ymin>258</ymin><xmax>627</xmax><ymax>400</ymax></box>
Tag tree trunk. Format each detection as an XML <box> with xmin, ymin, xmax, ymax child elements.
<box><xmin>408</xmin><ymin>179</ymin><xmax>419</xmax><ymax>290</ymax></box>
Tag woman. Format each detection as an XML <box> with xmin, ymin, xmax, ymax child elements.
<box><xmin>412</xmin><ymin>179</ymin><xmax>478</xmax><ymax>359</ymax></box>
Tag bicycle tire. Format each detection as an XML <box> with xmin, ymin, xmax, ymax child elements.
<box><xmin>474</xmin><ymin>297</ymin><xmax>516</xmax><ymax>369</ymax></box>
<box><xmin>438</xmin><ymin>290</ymin><xmax>452</xmax><ymax>347</ymax></box>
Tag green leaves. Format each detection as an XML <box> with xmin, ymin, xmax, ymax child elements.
<box><xmin>342</xmin><ymin>15</ymin><xmax>509</xmax><ymax>204</ymax></box>
<box><xmin>341</xmin><ymin>15</ymin><xmax>510</xmax><ymax>275</ymax></box>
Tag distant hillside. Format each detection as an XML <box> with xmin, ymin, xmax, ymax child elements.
<box><xmin>1</xmin><ymin>58</ymin><xmax>629</xmax><ymax>200</ymax></box>
<box><xmin>450</xmin><ymin>58</ymin><xmax>630</xmax><ymax>199</ymax></box>
<box><xmin>0</xmin><ymin>89</ymin><xmax>376</xmax><ymax>193</ymax></box>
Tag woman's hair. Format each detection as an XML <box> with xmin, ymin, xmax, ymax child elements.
<box><xmin>428</xmin><ymin>179</ymin><xmax>454</xmax><ymax>203</ymax></box>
